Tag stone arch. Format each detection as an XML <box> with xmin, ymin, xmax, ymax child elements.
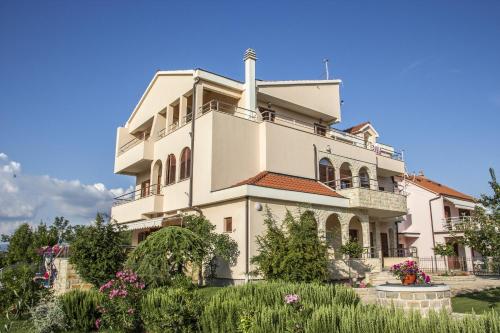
<box><xmin>319</xmin><ymin>157</ymin><xmax>335</xmax><ymax>188</ymax></box>
<box><xmin>325</xmin><ymin>214</ymin><xmax>342</xmax><ymax>259</ymax></box>
<box><xmin>152</xmin><ymin>160</ymin><xmax>162</xmax><ymax>194</ymax></box>
<box><xmin>339</xmin><ymin>162</ymin><xmax>353</xmax><ymax>189</ymax></box>
<box><xmin>358</xmin><ymin>166</ymin><xmax>370</xmax><ymax>189</ymax></box>
<box><xmin>348</xmin><ymin>216</ymin><xmax>363</xmax><ymax>249</ymax></box>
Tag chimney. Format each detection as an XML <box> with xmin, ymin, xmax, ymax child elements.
<box><xmin>244</xmin><ymin>48</ymin><xmax>257</xmax><ymax>112</ymax></box>
<box><xmin>418</xmin><ymin>170</ymin><xmax>425</xmax><ymax>177</ymax></box>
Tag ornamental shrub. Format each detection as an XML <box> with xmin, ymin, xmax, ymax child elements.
<box><xmin>251</xmin><ymin>209</ymin><xmax>328</xmax><ymax>282</ymax></box>
<box><xmin>0</xmin><ymin>263</ymin><xmax>49</xmax><ymax>316</ymax></box>
<box><xmin>69</xmin><ymin>213</ymin><xmax>127</xmax><ymax>287</ymax></box>
<box><xmin>199</xmin><ymin>282</ymin><xmax>358</xmax><ymax>332</ymax></box>
<box><xmin>126</xmin><ymin>226</ymin><xmax>206</xmax><ymax>287</ymax></box>
<box><xmin>97</xmin><ymin>270</ymin><xmax>145</xmax><ymax>332</ymax></box>
<box><xmin>141</xmin><ymin>287</ymin><xmax>203</xmax><ymax>332</ymax></box>
<box><xmin>59</xmin><ymin>289</ymin><xmax>102</xmax><ymax>332</ymax></box>
<box><xmin>29</xmin><ymin>296</ymin><xmax>66</xmax><ymax>333</ymax></box>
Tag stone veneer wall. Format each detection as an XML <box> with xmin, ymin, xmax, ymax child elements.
<box><xmin>339</xmin><ymin>188</ymin><xmax>407</xmax><ymax>213</ymax></box>
<box><xmin>376</xmin><ymin>287</ymin><xmax>452</xmax><ymax>314</ymax></box>
<box><xmin>52</xmin><ymin>258</ymin><xmax>93</xmax><ymax>295</ymax></box>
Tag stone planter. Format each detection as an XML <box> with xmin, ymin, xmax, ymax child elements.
<box><xmin>376</xmin><ymin>284</ymin><xmax>451</xmax><ymax>315</ymax></box>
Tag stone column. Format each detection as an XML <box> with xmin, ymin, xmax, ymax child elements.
<box><xmin>179</xmin><ymin>95</ymin><xmax>188</xmax><ymax>125</ymax></box>
<box><xmin>339</xmin><ymin>213</ymin><xmax>352</xmax><ymax>245</ymax></box>
<box><xmin>167</xmin><ymin>105</ymin><xmax>174</xmax><ymax>129</ymax></box>
<box><xmin>374</xmin><ymin>220</ymin><xmax>383</xmax><ymax>259</ymax></box>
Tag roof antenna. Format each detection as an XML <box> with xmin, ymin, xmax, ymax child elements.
<box><xmin>323</xmin><ymin>58</ymin><xmax>330</xmax><ymax>80</ymax></box>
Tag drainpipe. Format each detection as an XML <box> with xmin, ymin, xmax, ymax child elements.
<box><xmin>394</xmin><ymin>221</ymin><xmax>400</xmax><ymax>255</ymax></box>
<box><xmin>313</xmin><ymin>144</ymin><xmax>318</xmax><ymax>180</ymax></box>
<box><xmin>245</xmin><ymin>196</ymin><xmax>250</xmax><ymax>283</ymax></box>
<box><xmin>429</xmin><ymin>195</ymin><xmax>441</xmax><ymax>272</ymax></box>
<box><xmin>188</xmin><ymin>77</ymin><xmax>200</xmax><ymax>208</ymax></box>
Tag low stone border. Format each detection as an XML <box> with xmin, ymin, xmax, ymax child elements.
<box><xmin>376</xmin><ymin>284</ymin><xmax>451</xmax><ymax>315</ymax></box>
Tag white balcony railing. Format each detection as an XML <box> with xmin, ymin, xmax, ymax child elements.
<box><xmin>153</xmin><ymin>99</ymin><xmax>404</xmax><ymax>161</ymax></box>
<box><xmin>113</xmin><ymin>184</ymin><xmax>162</xmax><ymax>207</ymax></box>
<box><xmin>442</xmin><ymin>216</ymin><xmax>472</xmax><ymax>231</ymax></box>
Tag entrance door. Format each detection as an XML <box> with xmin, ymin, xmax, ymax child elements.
<box><xmin>380</xmin><ymin>233</ymin><xmax>389</xmax><ymax>257</ymax></box>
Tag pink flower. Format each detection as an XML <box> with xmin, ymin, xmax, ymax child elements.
<box><xmin>95</xmin><ymin>318</ymin><xmax>101</xmax><ymax>330</ymax></box>
<box><xmin>284</xmin><ymin>294</ymin><xmax>300</xmax><ymax>304</ymax></box>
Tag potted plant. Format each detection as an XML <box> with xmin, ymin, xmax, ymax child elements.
<box><xmin>390</xmin><ymin>260</ymin><xmax>431</xmax><ymax>285</ymax></box>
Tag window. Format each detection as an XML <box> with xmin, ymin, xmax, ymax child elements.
<box><xmin>378</xmin><ymin>186</ymin><xmax>385</xmax><ymax>191</ymax></box>
<box><xmin>259</xmin><ymin>107</ymin><xmax>275</xmax><ymax>122</ymax></box>
<box><xmin>166</xmin><ymin>154</ymin><xmax>176</xmax><ymax>185</ymax></box>
<box><xmin>359</xmin><ymin>167</ymin><xmax>370</xmax><ymax>188</ymax></box>
<box><xmin>458</xmin><ymin>209</ymin><xmax>471</xmax><ymax>217</ymax></box>
<box><xmin>339</xmin><ymin>163</ymin><xmax>352</xmax><ymax>189</ymax></box>
<box><xmin>141</xmin><ymin>180</ymin><xmax>150</xmax><ymax>198</ymax></box>
<box><xmin>318</xmin><ymin>158</ymin><xmax>335</xmax><ymax>188</ymax></box>
<box><xmin>224</xmin><ymin>217</ymin><xmax>233</xmax><ymax>233</ymax></box>
<box><xmin>180</xmin><ymin>147</ymin><xmax>191</xmax><ymax>180</ymax></box>
<box><xmin>314</xmin><ymin>123</ymin><xmax>327</xmax><ymax>136</ymax></box>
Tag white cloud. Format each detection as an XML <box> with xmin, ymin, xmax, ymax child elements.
<box><xmin>0</xmin><ymin>152</ymin><xmax>132</xmax><ymax>235</ymax></box>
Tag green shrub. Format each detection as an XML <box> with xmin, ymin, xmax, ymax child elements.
<box><xmin>141</xmin><ymin>287</ymin><xmax>202</xmax><ymax>332</ymax></box>
<box><xmin>59</xmin><ymin>289</ymin><xmax>102</xmax><ymax>332</ymax></box>
<box><xmin>126</xmin><ymin>226</ymin><xmax>205</xmax><ymax>288</ymax></box>
<box><xmin>69</xmin><ymin>213</ymin><xmax>127</xmax><ymax>287</ymax></box>
<box><xmin>199</xmin><ymin>282</ymin><xmax>500</xmax><ymax>333</ymax></box>
<box><xmin>199</xmin><ymin>282</ymin><xmax>358</xmax><ymax>332</ymax></box>
<box><xmin>29</xmin><ymin>296</ymin><xmax>66</xmax><ymax>333</ymax></box>
<box><xmin>0</xmin><ymin>263</ymin><xmax>49</xmax><ymax>316</ymax></box>
<box><xmin>251</xmin><ymin>209</ymin><xmax>329</xmax><ymax>282</ymax></box>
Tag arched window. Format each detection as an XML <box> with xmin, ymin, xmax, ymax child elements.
<box><xmin>340</xmin><ymin>163</ymin><xmax>352</xmax><ymax>189</ymax></box>
<box><xmin>166</xmin><ymin>154</ymin><xmax>176</xmax><ymax>185</ymax></box>
<box><xmin>319</xmin><ymin>158</ymin><xmax>335</xmax><ymax>188</ymax></box>
<box><xmin>180</xmin><ymin>147</ymin><xmax>191</xmax><ymax>180</ymax></box>
<box><xmin>152</xmin><ymin>160</ymin><xmax>162</xmax><ymax>194</ymax></box>
<box><xmin>359</xmin><ymin>167</ymin><xmax>370</xmax><ymax>189</ymax></box>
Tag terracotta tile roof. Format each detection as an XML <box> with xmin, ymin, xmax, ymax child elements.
<box><xmin>343</xmin><ymin>121</ymin><xmax>371</xmax><ymax>134</ymax></box>
<box><xmin>235</xmin><ymin>171</ymin><xmax>342</xmax><ymax>197</ymax></box>
<box><xmin>405</xmin><ymin>175</ymin><xmax>475</xmax><ymax>202</ymax></box>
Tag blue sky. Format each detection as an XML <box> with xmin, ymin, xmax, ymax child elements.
<box><xmin>0</xmin><ymin>1</ymin><xmax>499</xmax><ymax>233</ymax></box>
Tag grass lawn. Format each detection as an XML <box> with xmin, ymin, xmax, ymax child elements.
<box><xmin>452</xmin><ymin>288</ymin><xmax>500</xmax><ymax>314</ymax></box>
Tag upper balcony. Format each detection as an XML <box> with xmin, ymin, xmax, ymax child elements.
<box><xmin>441</xmin><ymin>216</ymin><xmax>472</xmax><ymax>232</ymax></box>
<box><xmin>114</xmin><ymin>135</ymin><xmax>153</xmax><ymax>175</ymax></box>
<box><xmin>323</xmin><ymin>176</ymin><xmax>407</xmax><ymax>217</ymax></box>
<box><xmin>111</xmin><ymin>184</ymin><xmax>163</xmax><ymax>223</ymax></box>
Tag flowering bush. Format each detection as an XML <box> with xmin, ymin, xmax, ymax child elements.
<box><xmin>97</xmin><ymin>270</ymin><xmax>145</xmax><ymax>331</ymax></box>
<box><xmin>390</xmin><ymin>260</ymin><xmax>431</xmax><ymax>284</ymax></box>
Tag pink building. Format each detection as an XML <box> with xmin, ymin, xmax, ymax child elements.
<box><xmin>398</xmin><ymin>174</ymin><xmax>480</xmax><ymax>270</ymax></box>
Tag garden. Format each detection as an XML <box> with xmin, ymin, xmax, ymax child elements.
<box><xmin>1</xmin><ymin>210</ymin><xmax>499</xmax><ymax>333</ymax></box>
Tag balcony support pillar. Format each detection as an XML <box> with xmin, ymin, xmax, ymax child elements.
<box><xmin>180</xmin><ymin>95</ymin><xmax>188</xmax><ymax>125</ymax></box>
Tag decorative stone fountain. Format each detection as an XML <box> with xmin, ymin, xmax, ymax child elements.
<box><xmin>376</xmin><ymin>284</ymin><xmax>452</xmax><ymax>315</ymax></box>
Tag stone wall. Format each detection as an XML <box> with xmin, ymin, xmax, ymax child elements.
<box><xmin>329</xmin><ymin>258</ymin><xmax>382</xmax><ymax>280</ymax></box>
<box><xmin>52</xmin><ymin>258</ymin><xmax>93</xmax><ymax>295</ymax></box>
<box><xmin>339</xmin><ymin>187</ymin><xmax>407</xmax><ymax>214</ymax></box>
<box><xmin>376</xmin><ymin>286</ymin><xmax>452</xmax><ymax>315</ymax></box>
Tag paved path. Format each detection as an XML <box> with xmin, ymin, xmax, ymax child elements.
<box><xmin>449</xmin><ymin>276</ymin><xmax>500</xmax><ymax>296</ymax></box>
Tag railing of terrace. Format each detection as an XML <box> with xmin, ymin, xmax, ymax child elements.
<box><xmin>154</xmin><ymin>99</ymin><xmax>404</xmax><ymax>160</ymax></box>
<box><xmin>442</xmin><ymin>216</ymin><xmax>472</xmax><ymax>231</ymax></box>
<box><xmin>321</xmin><ymin>175</ymin><xmax>405</xmax><ymax>195</ymax></box>
<box><xmin>118</xmin><ymin>137</ymin><xmax>143</xmax><ymax>155</ymax></box>
<box><xmin>113</xmin><ymin>184</ymin><xmax>161</xmax><ymax>206</ymax></box>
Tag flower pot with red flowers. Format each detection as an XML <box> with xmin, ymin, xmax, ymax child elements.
<box><xmin>390</xmin><ymin>260</ymin><xmax>431</xmax><ymax>285</ymax></box>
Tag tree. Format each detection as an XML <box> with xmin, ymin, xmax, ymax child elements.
<box><xmin>433</xmin><ymin>242</ymin><xmax>456</xmax><ymax>273</ymax></box>
<box><xmin>126</xmin><ymin>226</ymin><xmax>206</xmax><ymax>288</ymax></box>
<box><xmin>69</xmin><ymin>213</ymin><xmax>127</xmax><ymax>287</ymax></box>
<box><xmin>183</xmin><ymin>214</ymin><xmax>239</xmax><ymax>285</ymax></box>
<box><xmin>252</xmin><ymin>209</ymin><xmax>329</xmax><ymax>282</ymax></box>
<box><xmin>339</xmin><ymin>240</ymin><xmax>364</xmax><ymax>285</ymax></box>
<box><xmin>452</xmin><ymin>168</ymin><xmax>500</xmax><ymax>270</ymax></box>
<box><xmin>3</xmin><ymin>224</ymin><xmax>37</xmax><ymax>265</ymax></box>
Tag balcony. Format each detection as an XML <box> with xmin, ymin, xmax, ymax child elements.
<box><xmin>327</xmin><ymin>176</ymin><xmax>407</xmax><ymax>217</ymax></box>
<box><xmin>194</xmin><ymin>100</ymin><xmax>403</xmax><ymax>162</ymax></box>
<box><xmin>114</xmin><ymin>137</ymin><xmax>153</xmax><ymax>174</ymax></box>
<box><xmin>442</xmin><ymin>216</ymin><xmax>472</xmax><ymax>231</ymax></box>
<box><xmin>111</xmin><ymin>184</ymin><xmax>163</xmax><ymax>223</ymax></box>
